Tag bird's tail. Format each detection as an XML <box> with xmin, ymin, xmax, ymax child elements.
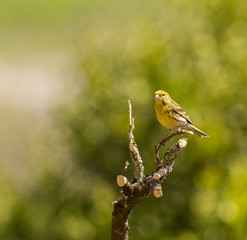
<box><xmin>188</xmin><ymin>124</ymin><xmax>209</xmax><ymax>138</ymax></box>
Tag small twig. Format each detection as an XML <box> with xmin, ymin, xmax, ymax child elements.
<box><xmin>152</xmin><ymin>138</ymin><xmax>188</xmax><ymax>180</ymax></box>
<box><xmin>128</xmin><ymin>100</ymin><xmax>132</xmax><ymax>126</ymax></box>
<box><xmin>128</xmin><ymin>100</ymin><xmax>144</xmax><ymax>181</ymax></box>
<box><xmin>155</xmin><ymin>130</ymin><xmax>193</xmax><ymax>167</ymax></box>
<box><xmin>123</xmin><ymin>161</ymin><xmax>129</xmax><ymax>176</ymax></box>
<box><xmin>117</xmin><ymin>175</ymin><xmax>134</xmax><ymax>196</ymax></box>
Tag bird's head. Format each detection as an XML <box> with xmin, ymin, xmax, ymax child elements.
<box><xmin>154</xmin><ymin>90</ymin><xmax>172</xmax><ymax>105</ymax></box>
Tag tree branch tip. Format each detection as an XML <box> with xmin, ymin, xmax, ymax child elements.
<box><xmin>153</xmin><ymin>168</ymin><xmax>168</xmax><ymax>180</ymax></box>
<box><xmin>123</xmin><ymin>161</ymin><xmax>130</xmax><ymax>176</ymax></box>
<box><xmin>153</xmin><ymin>172</ymin><xmax>161</xmax><ymax>180</ymax></box>
<box><xmin>178</xmin><ymin>138</ymin><xmax>188</xmax><ymax>148</ymax></box>
<box><xmin>153</xmin><ymin>185</ymin><xmax>163</xmax><ymax>198</ymax></box>
<box><xmin>128</xmin><ymin>99</ymin><xmax>133</xmax><ymax>127</ymax></box>
<box><xmin>117</xmin><ymin>175</ymin><xmax>128</xmax><ymax>187</ymax></box>
<box><xmin>128</xmin><ymin>99</ymin><xmax>131</xmax><ymax>111</ymax></box>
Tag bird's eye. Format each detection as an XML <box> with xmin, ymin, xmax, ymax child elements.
<box><xmin>162</xmin><ymin>94</ymin><xmax>165</xmax><ymax>97</ymax></box>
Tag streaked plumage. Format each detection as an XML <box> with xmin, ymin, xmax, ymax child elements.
<box><xmin>154</xmin><ymin>90</ymin><xmax>209</xmax><ymax>138</ymax></box>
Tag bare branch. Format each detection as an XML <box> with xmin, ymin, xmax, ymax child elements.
<box><xmin>128</xmin><ymin>100</ymin><xmax>144</xmax><ymax>181</ymax></box>
<box><xmin>111</xmin><ymin>101</ymin><xmax>189</xmax><ymax>240</ymax></box>
<box><xmin>162</xmin><ymin>138</ymin><xmax>188</xmax><ymax>166</ymax></box>
<box><xmin>155</xmin><ymin>130</ymin><xmax>193</xmax><ymax>167</ymax></box>
<box><xmin>152</xmin><ymin>138</ymin><xmax>188</xmax><ymax>181</ymax></box>
<box><xmin>117</xmin><ymin>175</ymin><xmax>134</xmax><ymax>196</ymax></box>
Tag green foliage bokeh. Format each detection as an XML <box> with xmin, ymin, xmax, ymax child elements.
<box><xmin>1</xmin><ymin>0</ymin><xmax>247</xmax><ymax>239</ymax></box>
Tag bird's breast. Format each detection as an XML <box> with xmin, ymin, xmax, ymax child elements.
<box><xmin>154</xmin><ymin>102</ymin><xmax>184</xmax><ymax>129</ymax></box>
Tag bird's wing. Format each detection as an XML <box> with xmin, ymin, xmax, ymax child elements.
<box><xmin>169</xmin><ymin>99</ymin><xmax>193</xmax><ymax>125</ymax></box>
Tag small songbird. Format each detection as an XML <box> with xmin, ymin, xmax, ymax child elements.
<box><xmin>154</xmin><ymin>90</ymin><xmax>209</xmax><ymax>138</ymax></box>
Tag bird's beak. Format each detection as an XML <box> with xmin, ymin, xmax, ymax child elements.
<box><xmin>154</xmin><ymin>94</ymin><xmax>160</xmax><ymax>99</ymax></box>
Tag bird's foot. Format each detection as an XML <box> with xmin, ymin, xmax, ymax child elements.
<box><xmin>177</xmin><ymin>127</ymin><xmax>182</xmax><ymax>135</ymax></box>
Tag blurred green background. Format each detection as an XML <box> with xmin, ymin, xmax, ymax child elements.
<box><xmin>1</xmin><ymin>0</ymin><xmax>247</xmax><ymax>239</ymax></box>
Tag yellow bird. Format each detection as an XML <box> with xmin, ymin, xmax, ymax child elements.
<box><xmin>154</xmin><ymin>90</ymin><xmax>209</xmax><ymax>138</ymax></box>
